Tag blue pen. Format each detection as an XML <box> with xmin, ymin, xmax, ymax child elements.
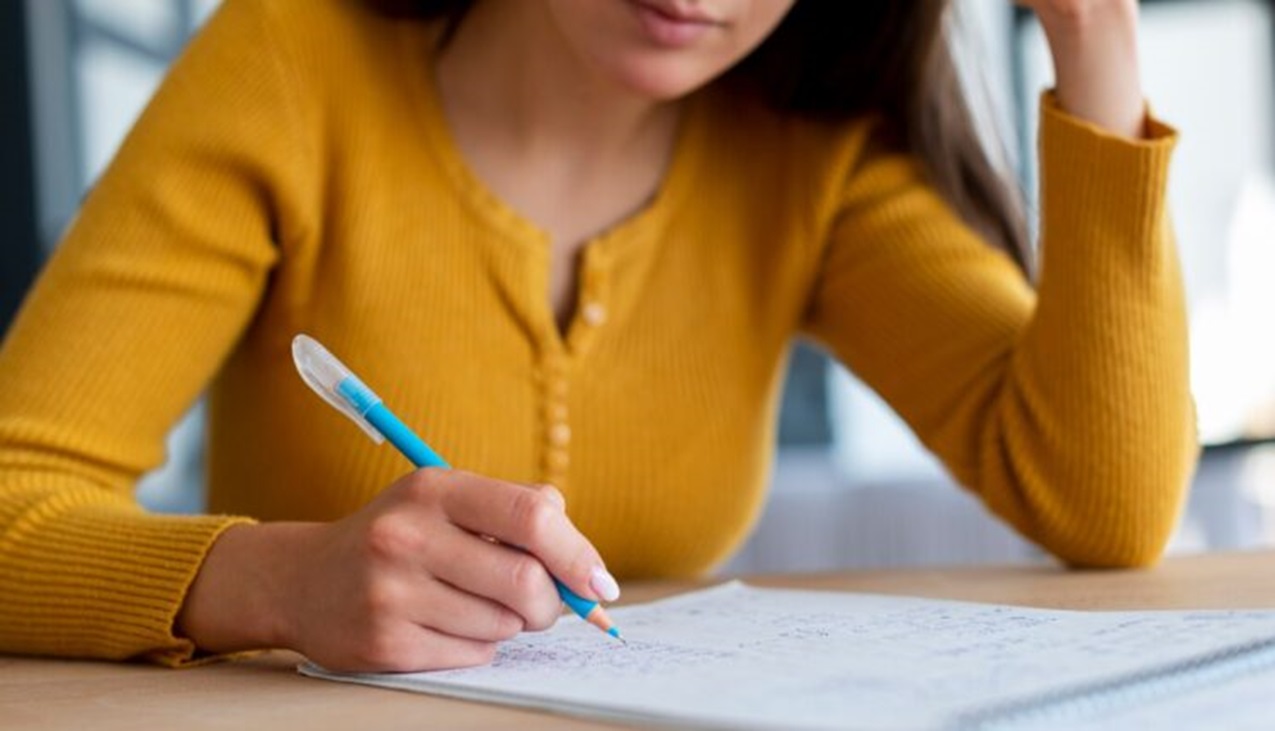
<box><xmin>291</xmin><ymin>334</ymin><xmax>623</xmax><ymax>642</ymax></box>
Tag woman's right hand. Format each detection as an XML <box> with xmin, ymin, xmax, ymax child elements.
<box><xmin>176</xmin><ymin>469</ymin><xmax>619</xmax><ymax>672</ymax></box>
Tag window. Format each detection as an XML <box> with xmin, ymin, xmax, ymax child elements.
<box><xmin>27</xmin><ymin>0</ymin><xmax>217</xmax><ymax>250</ymax></box>
<box><xmin>1016</xmin><ymin>0</ymin><xmax>1275</xmax><ymax>448</ymax></box>
<box><xmin>25</xmin><ymin>0</ymin><xmax>218</xmax><ymax>512</ymax></box>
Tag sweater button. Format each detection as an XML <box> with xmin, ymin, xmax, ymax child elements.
<box><xmin>545</xmin><ymin>449</ymin><xmax>569</xmax><ymax>472</ymax></box>
<box><xmin>581</xmin><ymin>302</ymin><xmax>607</xmax><ymax>327</ymax></box>
<box><xmin>549</xmin><ymin>422</ymin><xmax>572</xmax><ymax>447</ymax></box>
<box><xmin>545</xmin><ymin>402</ymin><xmax>568</xmax><ymax>422</ymax></box>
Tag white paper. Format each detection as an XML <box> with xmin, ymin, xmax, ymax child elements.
<box><xmin>300</xmin><ymin>582</ymin><xmax>1275</xmax><ymax>730</ymax></box>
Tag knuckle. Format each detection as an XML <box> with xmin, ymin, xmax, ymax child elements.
<box><xmin>508</xmin><ymin>554</ymin><xmax>550</xmax><ymax>597</ymax></box>
<box><xmin>490</xmin><ymin>608</ymin><xmax>524</xmax><ymax>641</ymax></box>
<box><xmin>510</xmin><ymin>491</ymin><xmax>556</xmax><ymax>546</ymax></box>
<box><xmin>400</xmin><ymin>468</ymin><xmax>443</xmax><ymax>504</ymax></box>
<box><xmin>534</xmin><ymin>483</ymin><xmax>566</xmax><ymax>510</ymax></box>
<box><xmin>359</xmin><ymin>580</ymin><xmax>400</xmax><ymax>618</ymax></box>
<box><xmin>475</xmin><ymin>642</ymin><xmax>499</xmax><ymax>665</ymax></box>
<box><xmin>363</xmin><ymin>515</ymin><xmax>418</xmax><ymax>562</ymax></box>
<box><xmin>456</xmin><ymin>641</ymin><xmax>499</xmax><ymax>669</ymax></box>
<box><xmin>523</xmin><ymin>595</ymin><xmax>562</xmax><ymax>633</ymax></box>
<box><xmin>355</xmin><ymin>626</ymin><xmax>408</xmax><ymax>670</ymax></box>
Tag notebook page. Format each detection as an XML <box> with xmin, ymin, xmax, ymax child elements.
<box><xmin>301</xmin><ymin>582</ymin><xmax>1275</xmax><ymax>730</ymax></box>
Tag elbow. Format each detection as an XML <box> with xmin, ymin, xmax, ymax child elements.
<box><xmin>1025</xmin><ymin>452</ymin><xmax>1199</xmax><ymax>571</ymax></box>
<box><xmin>1073</xmin><ymin>430</ymin><xmax>1201</xmax><ymax>569</ymax></box>
<box><xmin>1038</xmin><ymin>471</ymin><xmax>1196</xmax><ymax>570</ymax></box>
<box><xmin>1030</xmin><ymin>497</ymin><xmax>1183</xmax><ymax>569</ymax></box>
<box><xmin>1051</xmin><ymin>524</ymin><xmax>1176</xmax><ymax>570</ymax></box>
<box><xmin>1010</xmin><ymin>402</ymin><xmax>1201</xmax><ymax>570</ymax></box>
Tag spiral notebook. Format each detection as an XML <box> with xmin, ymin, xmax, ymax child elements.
<box><xmin>301</xmin><ymin>582</ymin><xmax>1275</xmax><ymax>730</ymax></box>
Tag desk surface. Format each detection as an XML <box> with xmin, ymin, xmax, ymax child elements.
<box><xmin>5</xmin><ymin>550</ymin><xmax>1274</xmax><ymax>730</ymax></box>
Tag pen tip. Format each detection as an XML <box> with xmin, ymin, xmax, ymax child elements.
<box><xmin>608</xmin><ymin>627</ymin><xmax>626</xmax><ymax>644</ymax></box>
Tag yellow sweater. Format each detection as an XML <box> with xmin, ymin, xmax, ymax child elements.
<box><xmin>0</xmin><ymin>0</ymin><xmax>1196</xmax><ymax>665</ymax></box>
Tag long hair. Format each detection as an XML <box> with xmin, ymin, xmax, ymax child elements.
<box><xmin>367</xmin><ymin>0</ymin><xmax>1031</xmax><ymax>275</ymax></box>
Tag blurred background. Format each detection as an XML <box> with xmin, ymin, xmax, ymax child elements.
<box><xmin>2</xmin><ymin>0</ymin><xmax>1274</xmax><ymax>572</ymax></box>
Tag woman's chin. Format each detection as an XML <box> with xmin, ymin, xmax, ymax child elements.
<box><xmin>604</xmin><ymin>58</ymin><xmax>722</xmax><ymax>101</ymax></box>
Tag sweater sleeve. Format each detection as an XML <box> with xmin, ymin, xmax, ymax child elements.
<box><xmin>803</xmin><ymin>95</ymin><xmax>1197</xmax><ymax>568</ymax></box>
<box><xmin>0</xmin><ymin>0</ymin><xmax>310</xmax><ymax>664</ymax></box>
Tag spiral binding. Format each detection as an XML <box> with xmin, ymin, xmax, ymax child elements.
<box><xmin>952</xmin><ymin>635</ymin><xmax>1275</xmax><ymax>730</ymax></box>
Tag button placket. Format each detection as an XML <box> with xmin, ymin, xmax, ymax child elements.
<box><xmin>539</xmin><ymin>353</ymin><xmax>571</xmax><ymax>487</ymax></box>
<box><xmin>541</xmin><ymin>251</ymin><xmax>613</xmax><ymax>487</ymax></box>
<box><xmin>566</xmin><ymin>249</ymin><xmax>612</xmax><ymax>355</ymax></box>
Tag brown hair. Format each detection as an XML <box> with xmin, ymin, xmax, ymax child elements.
<box><xmin>367</xmin><ymin>0</ymin><xmax>1031</xmax><ymax>274</ymax></box>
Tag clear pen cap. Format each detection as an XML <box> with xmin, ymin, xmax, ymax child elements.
<box><xmin>292</xmin><ymin>334</ymin><xmax>385</xmax><ymax>444</ymax></box>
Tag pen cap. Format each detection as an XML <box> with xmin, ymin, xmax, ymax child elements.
<box><xmin>291</xmin><ymin>334</ymin><xmax>385</xmax><ymax>444</ymax></box>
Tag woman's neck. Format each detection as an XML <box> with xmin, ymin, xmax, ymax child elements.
<box><xmin>432</xmin><ymin>1</ymin><xmax>687</xmax><ymax>330</ymax></box>
<box><xmin>435</xmin><ymin>0</ymin><xmax>680</xmax><ymax>172</ymax></box>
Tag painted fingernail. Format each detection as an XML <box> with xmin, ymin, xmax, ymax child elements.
<box><xmin>590</xmin><ymin>567</ymin><xmax>621</xmax><ymax>602</ymax></box>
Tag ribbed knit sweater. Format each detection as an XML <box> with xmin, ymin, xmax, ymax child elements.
<box><xmin>0</xmin><ymin>0</ymin><xmax>1196</xmax><ymax>665</ymax></box>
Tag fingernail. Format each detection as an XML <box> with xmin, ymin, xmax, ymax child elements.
<box><xmin>590</xmin><ymin>567</ymin><xmax>621</xmax><ymax>602</ymax></box>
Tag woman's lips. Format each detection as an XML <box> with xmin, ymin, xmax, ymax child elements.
<box><xmin>630</xmin><ymin>1</ymin><xmax>722</xmax><ymax>48</ymax></box>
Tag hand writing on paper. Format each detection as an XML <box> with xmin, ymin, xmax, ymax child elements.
<box><xmin>1015</xmin><ymin>0</ymin><xmax>1145</xmax><ymax>138</ymax></box>
<box><xmin>177</xmin><ymin>472</ymin><xmax>616</xmax><ymax>672</ymax></box>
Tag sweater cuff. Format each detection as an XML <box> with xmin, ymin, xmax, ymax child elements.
<box><xmin>1038</xmin><ymin>91</ymin><xmax>1178</xmax><ymax>272</ymax></box>
<box><xmin>1</xmin><ymin>497</ymin><xmax>254</xmax><ymax>666</ymax></box>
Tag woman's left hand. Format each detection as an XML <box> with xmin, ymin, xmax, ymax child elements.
<box><xmin>1015</xmin><ymin>0</ymin><xmax>1145</xmax><ymax>138</ymax></box>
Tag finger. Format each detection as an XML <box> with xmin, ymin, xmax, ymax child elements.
<box><xmin>438</xmin><ymin>472</ymin><xmax>618</xmax><ymax>604</ymax></box>
<box><xmin>533</xmin><ymin>483</ymin><xmax>566</xmax><ymax>510</ymax></box>
<box><xmin>413</xmin><ymin>576</ymin><xmax>527</xmax><ymax>642</ymax></box>
<box><xmin>425</xmin><ymin>522</ymin><xmax>564</xmax><ymax>631</ymax></box>
<box><xmin>320</xmin><ymin>622</ymin><xmax>497</xmax><ymax>673</ymax></box>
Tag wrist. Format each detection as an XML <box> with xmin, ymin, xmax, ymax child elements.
<box><xmin>176</xmin><ymin>521</ymin><xmax>318</xmax><ymax>654</ymax></box>
<box><xmin>1039</xmin><ymin>3</ymin><xmax>1145</xmax><ymax>138</ymax></box>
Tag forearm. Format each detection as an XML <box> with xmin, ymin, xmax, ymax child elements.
<box><xmin>960</xmin><ymin>1</ymin><xmax>1195</xmax><ymax>566</ymax></box>
<box><xmin>984</xmin><ymin>101</ymin><xmax>1194</xmax><ymax>567</ymax></box>
<box><xmin>0</xmin><ymin>480</ymin><xmax>251</xmax><ymax>663</ymax></box>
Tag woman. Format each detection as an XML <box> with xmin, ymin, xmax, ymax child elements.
<box><xmin>0</xmin><ymin>0</ymin><xmax>1194</xmax><ymax>672</ymax></box>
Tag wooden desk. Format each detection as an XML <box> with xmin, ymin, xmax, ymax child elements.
<box><xmin>4</xmin><ymin>550</ymin><xmax>1273</xmax><ymax>730</ymax></box>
